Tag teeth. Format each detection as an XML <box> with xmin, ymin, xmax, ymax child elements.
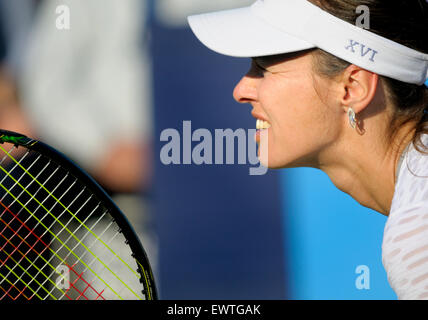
<box><xmin>256</xmin><ymin>119</ymin><xmax>271</xmax><ymax>130</ymax></box>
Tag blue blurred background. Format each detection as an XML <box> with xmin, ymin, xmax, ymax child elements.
<box><xmin>0</xmin><ymin>0</ymin><xmax>404</xmax><ymax>299</ymax></box>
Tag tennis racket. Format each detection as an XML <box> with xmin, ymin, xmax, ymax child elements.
<box><xmin>0</xmin><ymin>129</ymin><xmax>157</xmax><ymax>300</ymax></box>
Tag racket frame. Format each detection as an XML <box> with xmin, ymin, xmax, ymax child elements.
<box><xmin>0</xmin><ymin>129</ymin><xmax>158</xmax><ymax>300</ymax></box>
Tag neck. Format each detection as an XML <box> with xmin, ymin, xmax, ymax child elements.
<box><xmin>319</xmin><ymin>120</ymin><xmax>415</xmax><ymax>216</ymax></box>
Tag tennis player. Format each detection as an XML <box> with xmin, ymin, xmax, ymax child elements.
<box><xmin>188</xmin><ymin>0</ymin><xmax>428</xmax><ymax>300</ymax></box>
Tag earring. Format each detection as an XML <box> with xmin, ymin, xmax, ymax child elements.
<box><xmin>348</xmin><ymin>107</ymin><xmax>357</xmax><ymax>129</ymax></box>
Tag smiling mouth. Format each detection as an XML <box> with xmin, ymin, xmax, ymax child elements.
<box><xmin>256</xmin><ymin>119</ymin><xmax>271</xmax><ymax>130</ymax></box>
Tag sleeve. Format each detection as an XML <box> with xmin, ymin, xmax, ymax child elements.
<box><xmin>383</xmin><ymin>142</ymin><xmax>428</xmax><ymax>300</ymax></box>
<box><xmin>384</xmin><ymin>202</ymin><xmax>428</xmax><ymax>300</ymax></box>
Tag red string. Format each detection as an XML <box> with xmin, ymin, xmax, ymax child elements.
<box><xmin>66</xmin><ymin>263</ymin><xmax>105</xmax><ymax>300</ymax></box>
<box><xmin>0</xmin><ymin>200</ymin><xmax>105</xmax><ymax>301</ymax></box>
<box><xmin>0</xmin><ymin>199</ymin><xmax>49</xmax><ymax>248</ymax></box>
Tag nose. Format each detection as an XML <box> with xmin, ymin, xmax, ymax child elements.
<box><xmin>233</xmin><ymin>75</ymin><xmax>258</xmax><ymax>104</ymax></box>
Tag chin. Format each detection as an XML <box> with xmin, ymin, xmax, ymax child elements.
<box><xmin>258</xmin><ymin>153</ymin><xmax>285</xmax><ymax>169</ymax></box>
<box><xmin>259</xmin><ymin>153</ymin><xmax>302</xmax><ymax>170</ymax></box>
<box><xmin>258</xmin><ymin>141</ymin><xmax>305</xmax><ymax>169</ymax></box>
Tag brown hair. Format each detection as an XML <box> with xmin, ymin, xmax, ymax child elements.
<box><xmin>308</xmin><ymin>0</ymin><xmax>428</xmax><ymax>153</ymax></box>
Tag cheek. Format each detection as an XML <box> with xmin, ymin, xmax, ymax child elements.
<box><xmin>259</xmin><ymin>77</ymin><xmax>338</xmax><ymax>167</ymax></box>
<box><xmin>261</xmin><ymin>77</ymin><xmax>321</xmax><ymax>133</ymax></box>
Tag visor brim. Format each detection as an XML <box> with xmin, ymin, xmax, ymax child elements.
<box><xmin>188</xmin><ymin>6</ymin><xmax>315</xmax><ymax>58</ymax></box>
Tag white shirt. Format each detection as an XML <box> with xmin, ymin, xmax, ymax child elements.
<box><xmin>383</xmin><ymin>133</ymin><xmax>428</xmax><ymax>300</ymax></box>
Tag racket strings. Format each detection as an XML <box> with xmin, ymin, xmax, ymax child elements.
<box><xmin>0</xmin><ymin>149</ymin><xmax>54</xmax><ymax>299</ymax></box>
<box><xmin>54</xmin><ymin>220</ymin><xmax>123</xmax><ymax>300</ymax></box>
<box><xmin>6</xmin><ymin>185</ymin><xmax>94</xmax><ymax>299</ymax></box>
<box><xmin>49</xmin><ymin>211</ymin><xmax>109</xmax><ymax>300</ymax></box>
<box><xmin>0</xmin><ymin>152</ymin><xmax>142</xmax><ymax>300</ymax></box>
<box><xmin>0</xmin><ymin>144</ymin><xmax>145</xmax><ymax>300</ymax></box>
<box><xmin>1</xmin><ymin>199</ymin><xmax>105</xmax><ymax>300</ymax></box>
<box><xmin>0</xmin><ymin>153</ymin><xmax>95</xmax><ymax>300</ymax></box>
<box><xmin>0</xmin><ymin>144</ymin><xmax>140</xmax><ymax>279</ymax></box>
<box><xmin>0</xmin><ymin>157</ymin><xmax>63</xmax><ymax>268</ymax></box>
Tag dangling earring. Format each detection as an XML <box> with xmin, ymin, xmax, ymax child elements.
<box><xmin>348</xmin><ymin>107</ymin><xmax>357</xmax><ymax>129</ymax></box>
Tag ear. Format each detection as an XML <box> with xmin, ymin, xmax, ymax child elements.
<box><xmin>339</xmin><ymin>65</ymin><xmax>379</xmax><ymax>113</ymax></box>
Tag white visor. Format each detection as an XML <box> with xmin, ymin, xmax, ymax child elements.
<box><xmin>188</xmin><ymin>0</ymin><xmax>428</xmax><ymax>85</ymax></box>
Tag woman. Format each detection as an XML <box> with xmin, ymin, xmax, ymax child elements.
<box><xmin>188</xmin><ymin>0</ymin><xmax>428</xmax><ymax>299</ymax></box>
